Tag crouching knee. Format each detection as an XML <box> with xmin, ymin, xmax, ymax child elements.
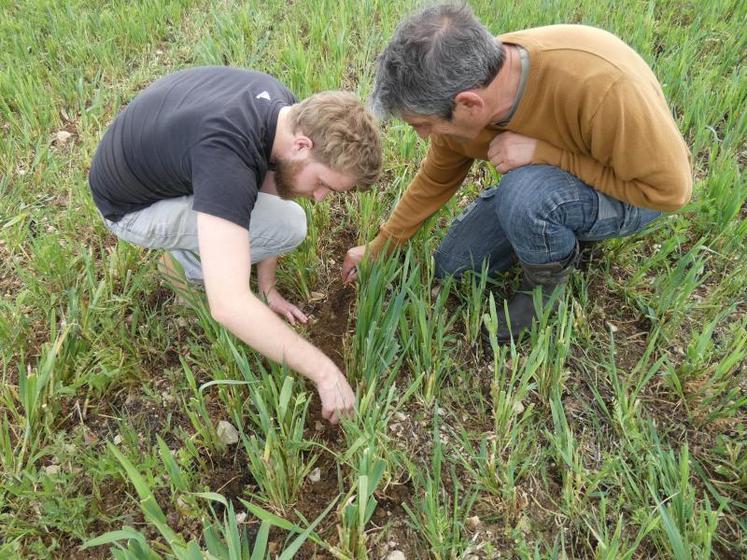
<box><xmin>433</xmin><ymin>246</ymin><xmax>466</xmax><ymax>280</ymax></box>
<box><xmin>281</xmin><ymin>201</ymin><xmax>307</xmax><ymax>250</ymax></box>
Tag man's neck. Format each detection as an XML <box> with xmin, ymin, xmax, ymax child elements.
<box><xmin>485</xmin><ymin>44</ymin><xmax>522</xmax><ymax>124</ymax></box>
<box><xmin>270</xmin><ymin>106</ymin><xmax>292</xmax><ymax>162</ymax></box>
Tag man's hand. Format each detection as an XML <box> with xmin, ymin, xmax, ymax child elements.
<box><xmin>316</xmin><ymin>369</ymin><xmax>355</xmax><ymax>424</ymax></box>
<box><xmin>342</xmin><ymin>244</ymin><xmax>366</xmax><ymax>284</ymax></box>
<box><xmin>487</xmin><ymin>131</ymin><xmax>538</xmax><ymax>174</ymax></box>
<box><xmin>265</xmin><ymin>288</ymin><xmax>308</xmax><ymax>325</ymax></box>
<box><xmin>256</xmin><ymin>256</ymin><xmax>307</xmax><ymax>325</ymax></box>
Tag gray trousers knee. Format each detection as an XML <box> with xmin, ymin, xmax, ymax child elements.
<box><xmin>103</xmin><ymin>193</ymin><xmax>307</xmax><ymax>282</ymax></box>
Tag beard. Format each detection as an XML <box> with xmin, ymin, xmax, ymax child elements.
<box><xmin>272</xmin><ymin>158</ymin><xmax>304</xmax><ymax>200</ymax></box>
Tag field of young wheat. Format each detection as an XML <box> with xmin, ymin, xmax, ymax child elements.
<box><xmin>1</xmin><ymin>0</ymin><xmax>745</xmax><ymax>558</ymax></box>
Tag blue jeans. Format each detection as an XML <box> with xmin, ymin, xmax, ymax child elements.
<box><xmin>434</xmin><ymin>165</ymin><xmax>661</xmax><ymax>278</ymax></box>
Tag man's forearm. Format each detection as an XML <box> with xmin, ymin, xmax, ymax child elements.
<box><xmin>369</xmin><ymin>176</ymin><xmax>468</xmax><ymax>255</ymax></box>
<box><xmin>256</xmin><ymin>256</ymin><xmax>278</xmax><ymax>298</ymax></box>
<box><xmin>214</xmin><ymin>290</ymin><xmax>339</xmax><ymax>385</ymax></box>
<box><xmin>369</xmin><ymin>142</ymin><xmax>474</xmax><ymax>255</ymax></box>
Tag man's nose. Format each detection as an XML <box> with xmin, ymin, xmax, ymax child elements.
<box><xmin>313</xmin><ymin>187</ymin><xmax>330</xmax><ymax>202</ymax></box>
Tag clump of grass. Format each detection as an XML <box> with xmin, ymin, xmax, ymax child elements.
<box><xmin>242</xmin><ymin>372</ymin><xmax>316</xmax><ymax>513</ymax></box>
<box><xmin>402</xmin><ymin>412</ymin><xmax>477</xmax><ymax>558</ymax></box>
<box><xmin>334</xmin><ymin>443</ymin><xmax>387</xmax><ymax>559</ymax></box>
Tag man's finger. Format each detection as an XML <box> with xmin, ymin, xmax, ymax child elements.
<box><xmin>488</xmin><ymin>148</ymin><xmax>502</xmax><ymax>167</ymax></box>
<box><xmin>343</xmin><ymin>267</ymin><xmax>358</xmax><ymax>285</ymax></box>
<box><xmin>285</xmin><ymin>311</ymin><xmax>296</xmax><ymax>325</ymax></box>
<box><xmin>487</xmin><ymin>143</ymin><xmax>500</xmax><ymax>160</ymax></box>
<box><xmin>288</xmin><ymin>305</ymin><xmax>307</xmax><ymax>322</ymax></box>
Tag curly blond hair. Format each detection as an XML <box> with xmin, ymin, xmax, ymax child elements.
<box><xmin>288</xmin><ymin>91</ymin><xmax>382</xmax><ymax>188</ymax></box>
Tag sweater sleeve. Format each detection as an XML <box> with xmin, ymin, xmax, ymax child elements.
<box><xmin>533</xmin><ymin>78</ymin><xmax>692</xmax><ymax>212</ymax></box>
<box><xmin>369</xmin><ymin>136</ymin><xmax>474</xmax><ymax>255</ymax></box>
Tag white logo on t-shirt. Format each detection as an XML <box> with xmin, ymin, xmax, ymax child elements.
<box><xmin>255</xmin><ymin>91</ymin><xmax>271</xmax><ymax>101</ymax></box>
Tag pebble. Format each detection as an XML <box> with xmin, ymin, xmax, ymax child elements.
<box><xmin>309</xmin><ymin>467</ymin><xmax>321</xmax><ymax>483</ymax></box>
<box><xmin>216</xmin><ymin>421</ymin><xmax>239</xmax><ymax>445</ymax></box>
<box><xmin>466</xmin><ymin>515</ymin><xmax>481</xmax><ymax>530</ymax></box>
<box><xmin>308</xmin><ymin>291</ymin><xmax>326</xmax><ymax>303</ymax></box>
<box><xmin>54</xmin><ymin>130</ymin><xmax>73</xmax><ymax>145</ymax></box>
<box><xmin>386</xmin><ymin>551</ymin><xmax>405</xmax><ymax>560</ymax></box>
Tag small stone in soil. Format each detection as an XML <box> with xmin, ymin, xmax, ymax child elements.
<box><xmin>217</xmin><ymin>420</ymin><xmax>239</xmax><ymax>445</ymax></box>
<box><xmin>54</xmin><ymin>130</ymin><xmax>73</xmax><ymax>145</ymax></box>
<box><xmin>308</xmin><ymin>291</ymin><xmax>326</xmax><ymax>303</ymax></box>
<box><xmin>309</xmin><ymin>467</ymin><xmax>321</xmax><ymax>483</ymax></box>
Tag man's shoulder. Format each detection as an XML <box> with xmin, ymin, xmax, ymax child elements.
<box><xmin>161</xmin><ymin>65</ymin><xmax>280</xmax><ymax>83</ymax></box>
<box><xmin>500</xmin><ymin>25</ymin><xmax>643</xmax><ymax>69</ymax></box>
<box><xmin>499</xmin><ymin>25</ymin><xmax>624</xmax><ymax>50</ymax></box>
<box><xmin>143</xmin><ymin>66</ymin><xmax>295</xmax><ymax>104</ymax></box>
<box><xmin>503</xmin><ymin>25</ymin><xmax>655</xmax><ymax>89</ymax></box>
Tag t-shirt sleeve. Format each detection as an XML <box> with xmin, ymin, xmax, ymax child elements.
<box><xmin>190</xmin><ymin>139</ymin><xmax>259</xmax><ymax>230</ymax></box>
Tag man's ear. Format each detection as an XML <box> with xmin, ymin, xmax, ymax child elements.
<box><xmin>291</xmin><ymin>134</ymin><xmax>313</xmax><ymax>154</ymax></box>
<box><xmin>453</xmin><ymin>91</ymin><xmax>484</xmax><ymax>114</ymax></box>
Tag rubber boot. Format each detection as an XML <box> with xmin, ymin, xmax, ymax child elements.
<box><xmin>483</xmin><ymin>241</ymin><xmax>579</xmax><ymax>344</ymax></box>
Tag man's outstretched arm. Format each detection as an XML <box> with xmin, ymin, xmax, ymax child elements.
<box><xmin>197</xmin><ymin>211</ymin><xmax>354</xmax><ymax>424</ymax></box>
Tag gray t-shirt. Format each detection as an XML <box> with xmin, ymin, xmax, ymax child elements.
<box><xmin>89</xmin><ymin>66</ymin><xmax>295</xmax><ymax>229</ymax></box>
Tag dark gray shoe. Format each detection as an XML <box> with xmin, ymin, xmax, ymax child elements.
<box><xmin>483</xmin><ymin>242</ymin><xmax>579</xmax><ymax>345</ymax></box>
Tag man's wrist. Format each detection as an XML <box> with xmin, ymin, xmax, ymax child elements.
<box><xmin>368</xmin><ymin>235</ymin><xmax>389</xmax><ymax>258</ymax></box>
<box><xmin>259</xmin><ymin>283</ymin><xmax>277</xmax><ymax>298</ymax></box>
<box><xmin>308</xmin><ymin>360</ymin><xmax>343</xmax><ymax>387</ymax></box>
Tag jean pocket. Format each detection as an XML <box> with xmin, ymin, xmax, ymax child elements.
<box><xmin>583</xmin><ymin>191</ymin><xmax>661</xmax><ymax>240</ymax></box>
<box><xmin>582</xmin><ymin>191</ymin><xmax>627</xmax><ymax>240</ymax></box>
<box><xmin>114</xmin><ymin>210</ymin><xmax>142</xmax><ymax>231</ymax></box>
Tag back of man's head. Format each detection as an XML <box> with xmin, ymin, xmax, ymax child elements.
<box><xmin>289</xmin><ymin>92</ymin><xmax>382</xmax><ymax>189</ymax></box>
<box><xmin>370</xmin><ymin>3</ymin><xmax>504</xmax><ymax>121</ymax></box>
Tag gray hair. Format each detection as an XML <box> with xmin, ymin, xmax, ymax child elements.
<box><xmin>370</xmin><ymin>3</ymin><xmax>504</xmax><ymax>120</ymax></box>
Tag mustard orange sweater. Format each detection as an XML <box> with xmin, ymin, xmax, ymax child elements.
<box><xmin>370</xmin><ymin>25</ymin><xmax>692</xmax><ymax>255</ymax></box>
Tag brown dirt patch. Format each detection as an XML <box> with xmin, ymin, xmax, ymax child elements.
<box><xmin>306</xmin><ymin>283</ymin><xmax>355</xmax><ymax>372</ymax></box>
